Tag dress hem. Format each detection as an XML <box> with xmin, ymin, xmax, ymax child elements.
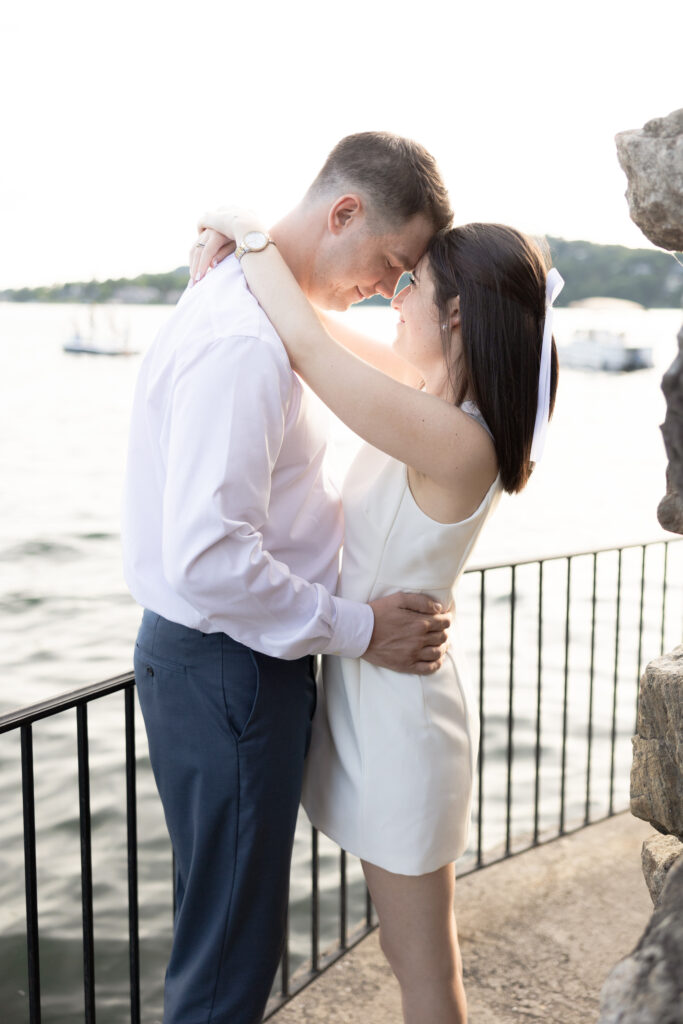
<box><xmin>304</xmin><ymin>806</ymin><xmax>467</xmax><ymax>877</ymax></box>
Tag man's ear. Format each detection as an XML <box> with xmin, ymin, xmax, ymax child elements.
<box><xmin>327</xmin><ymin>194</ymin><xmax>364</xmax><ymax>235</ymax></box>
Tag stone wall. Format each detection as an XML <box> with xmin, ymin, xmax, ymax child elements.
<box><xmin>598</xmin><ymin>856</ymin><xmax>683</xmax><ymax>1024</ymax></box>
<box><xmin>615</xmin><ymin>109</ymin><xmax>683</xmax><ymax>251</ymax></box>
<box><xmin>616</xmin><ymin>107</ymin><xmax>683</xmax><ymax>529</ymax></box>
<box><xmin>597</xmin><ymin>110</ymin><xmax>683</xmax><ymax>1024</ymax></box>
<box><xmin>630</xmin><ymin>647</ymin><xmax>683</xmax><ymax>841</ymax></box>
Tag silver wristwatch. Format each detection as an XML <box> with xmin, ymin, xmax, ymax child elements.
<box><xmin>235</xmin><ymin>230</ymin><xmax>275</xmax><ymax>261</ymax></box>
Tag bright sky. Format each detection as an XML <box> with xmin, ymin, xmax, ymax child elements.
<box><xmin>2</xmin><ymin>0</ymin><xmax>681</xmax><ymax>288</ymax></box>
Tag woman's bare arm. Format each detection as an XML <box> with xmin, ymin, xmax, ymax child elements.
<box><xmin>189</xmin><ymin>224</ymin><xmax>419</xmax><ymax>384</ymax></box>
<box><xmin>316</xmin><ymin>311</ymin><xmax>422</xmax><ymax>386</ymax></box>
<box><xmin>194</xmin><ymin>212</ymin><xmax>496</xmax><ymax>495</ymax></box>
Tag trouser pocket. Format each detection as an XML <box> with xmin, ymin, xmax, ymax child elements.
<box><xmin>221</xmin><ymin>645</ymin><xmax>261</xmax><ymax>741</ymax></box>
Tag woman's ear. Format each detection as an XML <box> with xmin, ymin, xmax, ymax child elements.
<box><xmin>328</xmin><ymin>194</ymin><xmax>363</xmax><ymax>234</ymax></box>
<box><xmin>449</xmin><ymin>296</ymin><xmax>461</xmax><ymax>330</ymax></box>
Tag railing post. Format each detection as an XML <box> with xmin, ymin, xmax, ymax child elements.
<box><xmin>477</xmin><ymin>569</ymin><xmax>485</xmax><ymax>867</ymax></box>
<box><xmin>124</xmin><ymin>688</ymin><xmax>141</xmax><ymax>1024</ymax></box>
<box><xmin>533</xmin><ymin>561</ymin><xmax>544</xmax><ymax>846</ymax></box>
<box><xmin>635</xmin><ymin>545</ymin><xmax>647</xmax><ymax>724</ymax></box>
<box><xmin>585</xmin><ymin>553</ymin><xmax>598</xmax><ymax>825</ymax></box>
<box><xmin>609</xmin><ymin>549</ymin><xmax>623</xmax><ymax>816</ymax></box>
<box><xmin>280</xmin><ymin>912</ymin><xmax>290</xmax><ymax>997</ymax></box>
<box><xmin>505</xmin><ymin>565</ymin><xmax>516</xmax><ymax>856</ymax></box>
<box><xmin>77</xmin><ymin>704</ymin><xmax>96</xmax><ymax>1023</ymax></box>
<box><xmin>660</xmin><ymin>541</ymin><xmax>669</xmax><ymax>655</ymax></box>
<box><xmin>365</xmin><ymin>884</ymin><xmax>373</xmax><ymax>929</ymax></box>
<box><xmin>311</xmin><ymin>826</ymin><xmax>319</xmax><ymax>972</ymax></box>
<box><xmin>339</xmin><ymin>849</ymin><xmax>347</xmax><ymax>950</ymax></box>
<box><xmin>560</xmin><ymin>556</ymin><xmax>572</xmax><ymax>835</ymax></box>
<box><xmin>21</xmin><ymin>723</ymin><xmax>41</xmax><ymax>1024</ymax></box>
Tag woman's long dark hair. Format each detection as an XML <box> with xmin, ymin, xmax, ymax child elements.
<box><xmin>428</xmin><ymin>224</ymin><xmax>559</xmax><ymax>494</ymax></box>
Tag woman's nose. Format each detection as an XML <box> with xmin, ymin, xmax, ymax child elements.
<box><xmin>391</xmin><ymin>285</ymin><xmax>409</xmax><ymax>311</ymax></box>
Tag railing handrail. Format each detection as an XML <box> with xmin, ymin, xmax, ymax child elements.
<box><xmin>465</xmin><ymin>535</ymin><xmax>676</xmax><ymax>574</ymax></box>
<box><xmin>0</xmin><ymin>671</ymin><xmax>135</xmax><ymax>734</ymax></box>
<box><xmin>1</xmin><ymin>536</ymin><xmax>679</xmax><ymax>734</ymax></box>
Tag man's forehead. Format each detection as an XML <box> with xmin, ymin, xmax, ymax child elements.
<box><xmin>388</xmin><ymin>246</ymin><xmax>415</xmax><ymax>270</ymax></box>
<box><xmin>386</xmin><ymin>214</ymin><xmax>434</xmax><ymax>269</ymax></box>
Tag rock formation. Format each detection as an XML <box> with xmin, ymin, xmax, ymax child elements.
<box><xmin>630</xmin><ymin>646</ymin><xmax>683</xmax><ymax>839</ymax></box>
<box><xmin>616</xmin><ymin>107</ymin><xmax>683</xmax><ymax>530</ymax></box>
<box><xmin>641</xmin><ymin>833</ymin><xmax>683</xmax><ymax>906</ymax></box>
<box><xmin>615</xmin><ymin>108</ymin><xmax>683</xmax><ymax>252</ymax></box>
<box><xmin>660</xmin><ymin>324</ymin><xmax>683</xmax><ymax>507</ymax></box>
<box><xmin>598</xmin><ymin>856</ymin><xmax>683</xmax><ymax>1023</ymax></box>
<box><xmin>597</xmin><ymin>110</ymin><xmax>683</xmax><ymax>1024</ymax></box>
<box><xmin>657</xmin><ymin>464</ymin><xmax>683</xmax><ymax>535</ymax></box>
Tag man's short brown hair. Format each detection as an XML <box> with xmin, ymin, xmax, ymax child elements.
<box><xmin>307</xmin><ymin>132</ymin><xmax>453</xmax><ymax>233</ymax></box>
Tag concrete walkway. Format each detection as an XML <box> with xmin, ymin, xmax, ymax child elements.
<box><xmin>271</xmin><ymin>813</ymin><xmax>653</xmax><ymax>1023</ymax></box>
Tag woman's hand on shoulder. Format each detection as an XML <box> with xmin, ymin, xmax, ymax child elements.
<box><xmin>188</xmin><ymin>206</ymin><xmax>265</xmax><ymax>284</ymax></box>
<box><xmin>189</xmin><ymin>228</ymin><xmax>233</xmax><ymax>283</ymax></box>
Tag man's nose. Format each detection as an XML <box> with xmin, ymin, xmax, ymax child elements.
<box><xmin>375</xmin><ymin>268</ymin><xmax>403</xmax><ymax>299</ymax></box>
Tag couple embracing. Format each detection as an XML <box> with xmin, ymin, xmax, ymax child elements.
<box><xmin>122</xmin><ymin>131</ymin><xmax>562</xmax><ymax>1024</ymax></box>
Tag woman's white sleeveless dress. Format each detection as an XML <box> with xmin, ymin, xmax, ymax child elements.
<box><xmin>301</xmin><ymin>403</ymin><xmax>502</xmax><ymax>875</ymax></box>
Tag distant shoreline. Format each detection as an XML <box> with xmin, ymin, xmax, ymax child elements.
<box><xmin>2</xmin><ymin>237</ymin><xmax>682</xmax><ymax>309</ymax></box>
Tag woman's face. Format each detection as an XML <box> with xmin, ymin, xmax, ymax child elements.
<box><xmin>391</xmin><ymin>257</ymin><xmax>460</xmax><ymax>388</ymax></box>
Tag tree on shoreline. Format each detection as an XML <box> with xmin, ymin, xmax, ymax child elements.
<box><xmin>2</xmin><ymin>239</ymin><xmax>682</xmax><ymax>309</ymax></box>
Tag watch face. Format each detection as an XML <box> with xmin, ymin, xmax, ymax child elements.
<box><xmin>244</xmin><ymin>230</ymin><xmax>268</xmax><ymax>251</ymax></box>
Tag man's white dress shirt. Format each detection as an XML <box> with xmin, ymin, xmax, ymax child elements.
<box><xmin>122</xmin><ymin>256</ymin><xmax>374</xmax><ymax>660</ymax></box>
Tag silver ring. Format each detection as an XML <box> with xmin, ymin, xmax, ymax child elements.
<box><xmin>195</xmin><ymin>241</ymin><xmax>206</xmax><ymax>248</ymax></box>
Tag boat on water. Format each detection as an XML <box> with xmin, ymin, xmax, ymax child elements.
<box><xmin>63</xmin><ymin>333</ymin><xmax>138</xmax><ymax>356</ymax></box>
<box><xmin>63</xmin><ymin>308</ymin><xmax>138</xmax><ymax>356</ymax></box>
<box><xmin>558</xmin><ymin>328</ymin><xmax>654</xmax><ymax>372</ymax></box>
<box><xmin>558</xmin><ymin>296</ymin><xmax>654</xmax><ymax>372</ymax></box>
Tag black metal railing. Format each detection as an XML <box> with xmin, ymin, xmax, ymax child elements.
<box><xmin>2</xmin><ymin>675</ymin><xmax>138</xmax><ymax>1024</ymax></box>
<box><xmin>1</xmin><ymin>538</ymin><xmax>681</xmax><ymax>1023</ymax></box>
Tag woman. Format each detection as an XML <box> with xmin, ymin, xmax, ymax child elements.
<box><xmin>190</xmin><ymin>212</ymin><xmax>562</xmax><ymax>1024</ymax></box>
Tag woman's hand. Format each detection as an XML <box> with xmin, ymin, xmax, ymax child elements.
<box><xmin>189</xmin><ymin>206</ymin><xmax>266</xmax><ymax>284</ymax></box>
<box><xmin>189</xmin><ymin>228</ymin><xmax>233</xmax><ymax>283</ymax></box>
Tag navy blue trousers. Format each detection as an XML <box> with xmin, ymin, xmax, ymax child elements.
<box><xmin>134</xmin><ymin>610</ymin><xmax>317</xmax><ymax>1024</ymax></box>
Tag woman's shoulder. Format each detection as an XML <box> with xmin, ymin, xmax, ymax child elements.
<box><xmin>408</xmin><ymin>462</ymin><xmax>499</xmax><ymax>525</ymax></box>
<box><xmin>407</xmin><ymin>399</ymin><xmax>499</xmax><ymax>523</ymax></box>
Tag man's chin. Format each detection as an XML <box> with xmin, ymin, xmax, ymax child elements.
<box><xmin>323</xmin><ymin>295</ymin><xmax>354</xmax><ymax>313</ymax></box>
<box><xmin>312</xmin><ymin>286</ymin><xmax>360</xmax><ymax>312</ymax></box>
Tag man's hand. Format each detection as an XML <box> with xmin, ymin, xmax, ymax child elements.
<box><xmin>363</xmin><ymin>592</ymin><xmax>452</xmax><ymax>675</ymax></box>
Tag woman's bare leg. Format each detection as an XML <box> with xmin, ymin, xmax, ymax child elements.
<box><xmin>362</xmin><ymin>859</ymin><xmax>467</xmax><ymax>1024</ymax></box>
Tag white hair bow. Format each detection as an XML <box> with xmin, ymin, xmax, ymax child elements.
<box><xmin>530</xmin><ymin>267</ymin><xmax>564</xmax><ymax>462</ymax></box>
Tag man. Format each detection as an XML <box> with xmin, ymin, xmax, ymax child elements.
<box><xmin>122</xmin><ymin>132</ymin><xmax>453</xmax><ymax>1024</ymax></box>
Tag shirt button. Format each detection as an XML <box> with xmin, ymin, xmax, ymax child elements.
<box><xmin>146</xmin><ymin>666</ymin><xmax>154</xmax><ymax>677</ymax></box>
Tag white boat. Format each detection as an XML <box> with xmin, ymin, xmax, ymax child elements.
<box><xmin>63</xmin><ymin>332</ymin><xmax>138</xmax><ymax>356</ymax></box>
<box><xmin>63</xmin><ymin>309</ymin><xmax>138</xmax><ymax>356</ymax></box>
<box><xmin>559</xmin><ymin>297</ymin><xmax>654</xmax><ymax>372</ymax></box>
<box><xmin>558</xmin><ymin>328</ymin><xmax>654</xmax><ymax>372</ymax></box>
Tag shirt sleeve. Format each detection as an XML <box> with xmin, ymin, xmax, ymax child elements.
<box><xmin>160</xmin><ymin>334</ymin><xmax>374</xmax><ymax>660</ymax></box>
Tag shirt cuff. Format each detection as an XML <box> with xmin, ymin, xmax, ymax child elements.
<box><xmin>322</xmin><ymin>596</ymin><xmax>374</xmax><ymax>658</ymax></box>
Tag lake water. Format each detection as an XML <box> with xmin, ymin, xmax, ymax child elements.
<box><xmin>1</xmin><ymin>300</ymin><xmax>682</xmax><ymax>1022</ymax></box>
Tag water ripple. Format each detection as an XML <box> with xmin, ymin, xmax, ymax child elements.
<box><xmin>0</xmin><ymin>540</ymin><xmax>81</xmax><ymax>562</ymax></box>
<box><xmin>0</xmin><ymin>592</ymin><xmax>45</xmax><ymax>613</ymax></box>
